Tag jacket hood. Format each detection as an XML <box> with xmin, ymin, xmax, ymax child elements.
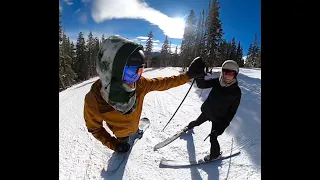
<box><xmin>96</xmin><ymin>35</ymin><xmax>143</xmax><ymax>114</ymax></box>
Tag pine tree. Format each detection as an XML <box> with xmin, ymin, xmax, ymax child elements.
<box><xmin>180</xmin><ymin>9</ymin><xmax>197</xmax><ymax>70</ymax></box>
<box><xmin>65</xmin><ymin>37</ymin><xmax>77</xmax><ymax>85</ymax></box>
<box><xmin>246</xmin><ymin>34</ymin><xmax>260</xmax><ymax>67</ymax></box>
<box><xmin>59</xmin><ymin>9</ymin><xmax>64</xmax><ymax>90</ymax></box>
<box><xmin>70</xmin><ymin>41</ymin><xmax>77</xmax><ymax>77</ymax></box>
<box><xmin>87</xmin><ymin>31</ymin><xmax>95</xmax><ymax>77</ymax></box>
<box><xmin>101</xmin><ymin>34</ymin><xmax>105</xmax><ymax>43</ymax></box>
<box><xmin>160</xmin><ymin>36</ymin><xmax>170</xmax><ymax>67</ymax></box>
<box><xmin>236</xmin><ymin>42</ymin><xmax>244</xmax><ymax>67</ymax></box>
<box><xmin>256</xmin><ymin>51</ymin><xmax>261</xmax><ymax>68</ymax></box>
<box><xmin>90</xmin><ymin>36</ymin><xmax>100</xmax><ymax>77</ymax></box>
<box><xmin>252</xmin><ymin>34</ymin><xmax>260</xmax><ymax>67</ymax></box>
<box><xmin>59</xmin><ymin>10</ymin><xmax>62</xmax><ymax>43</ymax></box>
<box><xmin>145</xmin><ymin>31</ymin><xmax>153</xmax><ymax>68</ymax></box>
<box><xmin>206</xmin><ymin>0</ymin><xmax>223</xmax><ymax>67</ymax></box>
<box><xmin>199</xmin><ymin>9</ymin><xmax>206</xmax><ymax>58</ymax></box>
<box><xmin>230</xmin><ymin>37</ymin><xmax>237</xmax><ymax>61</ymax></box>
<box><xmin>171</xmin><ymin>45</ymin><xmax>179</xmax><ymax>67</ymax></box>
<box><xmin>168</xmin><ymin>40</ymin><xmax>173</xmax><ymax>66</ymax></box>
<box><xmin>75</xmin><ymin>32</ymin><xmax>87</xmax><ymax>81</ymax></box>
<box><xmin>60</xmin><ymin>33</ymin><xmax>76</xmax><ymax>88</ymax></box>
<box><xmin>194</xmin><ymin>12</ymin><xmax>203</xmax><ymax>57</ymax></box>
<box><xmin>59</xmin><ymin>31</ymin><xmax>66</xmax><ymax>90</ymax></box>
<box><xmin>218</xmin><ymin>39</ymin><xmax>229</xmax><ymax>62</ymax></box>
<box><xmin>203</xmin><ymin>1</ymin><xmax>211</xmax><ymax>64</ymax></box>
<box><xmin>246</xmin><ymin>43</ymin><xmax>253</xmax><ymax>67</ymax></box>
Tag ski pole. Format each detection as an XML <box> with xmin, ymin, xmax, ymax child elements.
<box><xmin>203</xmin><ymin>130</ymin><xmax>216</xmax><ymax>141</ymax></box>
<box><xmin>162</xmin><ymin>79</ymin><xmax>195</xmax><ymax>131</ymax></box>
<box><xmin>203</xmin><ymin>134</ymin><xmax>210</xmax><ymax>141</ymax></box>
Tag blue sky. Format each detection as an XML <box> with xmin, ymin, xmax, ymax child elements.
<box><xmin>60</xmin><ymin>0</ymin><xmax>260</xmax><ymax>55</ymax></box>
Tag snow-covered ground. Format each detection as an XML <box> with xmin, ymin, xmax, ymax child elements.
<box><xmin>59</xmin><ymin>67</ymin><xmax>261</xmax><ymax>180</ymax></box>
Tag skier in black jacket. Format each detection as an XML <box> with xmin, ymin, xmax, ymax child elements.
<box><xmin>184</xmin><ymin>59</ymin><xmax>242</xmax><ymax>161</ymax></box>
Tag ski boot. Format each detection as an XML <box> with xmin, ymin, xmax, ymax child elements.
<box><xmin>203</xmin><ymin>151</ymin><xmax>222</xmax><ymax>162</ymax></box>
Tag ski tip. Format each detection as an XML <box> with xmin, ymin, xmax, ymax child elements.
<box><xmin>153</xmin><ymin>143</ymin><xmax>165</xmax><ymax>151</ymax></box>
<box><xmin>228</xmin><ymin>149</ymin><xmax>241</xmax><ymax>154</ymax></box>
<box><xmin>153</xmin><ymin>146</ymin><xmax>159</xmax><ymax>151</ymax></box>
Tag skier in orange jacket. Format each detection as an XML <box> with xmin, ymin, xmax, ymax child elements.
<box><xmin>84</xmin><ymin>35</ymin><xmax>206</xmax><ymax>153</ymax></box>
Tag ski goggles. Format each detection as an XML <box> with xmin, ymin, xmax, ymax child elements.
<box><xmin>222</xmin><ymin>69</ymin><xmax>236</xmax><ymax>76</ymax></box>
<box><xmin>123</xmin><ymin>65</ymin><xmax>144</xmax><ymax>83</ymax></box>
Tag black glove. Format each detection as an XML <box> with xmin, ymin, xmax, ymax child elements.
<box><xmin>186</xmin><ymin>57</ymin><xmax>206</xmax><ymax>79</ymax></box>
<box><xmin>115</xmin><ymin>142</ymin><xmax>131</xmax><ymax>153</ymax></box>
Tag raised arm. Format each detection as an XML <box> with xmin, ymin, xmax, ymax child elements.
<box><xmin>195</xmin><ymin>77</ymin><xmax>218</xmax><ymax>89</ymax></box>
<box><xmin>138</xmin><ymin>73</ymin><xmax>191</xmax><ymax>93</ymax></box>
<box><xmin>138</xmin><ymin>56</ymin><xmax>208</xmax><ymax>93</ymax></box>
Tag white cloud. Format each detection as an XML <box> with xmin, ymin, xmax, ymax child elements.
<box><xmin>141</xmin><ymin>42</ymin><xmax>180</xmax><ymax>53</ymax></box>
<box><xmin>131</xmin><ymin>38</ymin><xmax>139</xmax><ymax>43</ymax></box>
<box><xmin>153</xmin><ymin>45</ymin><xmax>162</xmax><ymax>52</ymax></box>
<box><xmin>59</xmin><ymin>3</ymin><xmax>62</xmax><ymax>11</ymax></box>
<box><xmin>91</xmin><ymin>0</ymin><xmax>185</xmax><ymax>39</ymax></box>
<box><xmin>63</xmin><ymin>0</ymin><xmax>73</xmax><ymax>5</ymax></box>
<box><xmin>170</xmin><ymin>44</ymin><xmax>180</xmax><ymax>53</ymax></box>
<box><xmin>137</xmin><ymin>36</ymin><xmax>148</xmax><ymax>40</ymax></box>
<box><xmin>152</xmin><ymin>42</ymin><xmax>163</xmax><ymax>52</ymax></box>
<box><xmin>136</xmin><ymin>36</ymin><xmax>160</xmax><ymax>44</ymax></box>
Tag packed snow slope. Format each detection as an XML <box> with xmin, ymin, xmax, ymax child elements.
<box><xmin>59</xmin><ymin>67</ymin><xmax>261</xmax><ymax>180</ymax></box>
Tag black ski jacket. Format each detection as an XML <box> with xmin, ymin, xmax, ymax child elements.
<box><xmin>196</xmin><ymin>77</ymin><xmax>241</xmax><ymax>135</ymax></box>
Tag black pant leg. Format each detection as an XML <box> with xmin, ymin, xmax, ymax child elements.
<box><xmin>118</xmin><ymin>136</ymin><xmax>129</xmax><ymax>143</ymax></box>
<box><xmin>209</xmin><ymin>123</ymin><xmax>221</xmax><ymax>158</ymax></box>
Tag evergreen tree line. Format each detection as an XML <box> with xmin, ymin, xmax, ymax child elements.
<box><xmin>144</xmin><ymin>0</ymin><xmax>261</xmax><ymax>70</ymax></box>
<box><xmin>59</xmin><ymin>10</ymin><xmax>106</xmax><ymax>91</ymax></box>
<box><xmin>59</xmin><ymin>0</ymin><xmax>261</xmax><ymax>91</ymax></box>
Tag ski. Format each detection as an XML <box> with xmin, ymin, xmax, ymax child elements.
<box><xmin>154</xmin><ymin>127</ymin><xmax>188</xmax><ymax>151</ymax></box>
<box><xmin>159</xmin><ymin>148</ymin><xmax>240</xmax><ymax>167</ymax></box>
<box><xmin>105</xmin><ymin>118</ymin><xmax>150</xmax><ymax>174</ymax></box>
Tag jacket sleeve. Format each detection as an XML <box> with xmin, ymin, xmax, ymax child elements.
<box><xmin>195</xmin><ymin>77</ymin><xmax>217</xmax><ymax>89</ymax></box>
<box><xmin>84</xmin><ymin>93</ymin><xmax>119</xmax><ymax>150</ymax></box>
<box><xmin>138</xmin><ymin>73</ymin><xmax>191</xmax><ymax>93</ymax></box>
<box><xmin>214</xmin><ymin>95</ymin><xmax>241</xmax><ymax>136</ymax></box>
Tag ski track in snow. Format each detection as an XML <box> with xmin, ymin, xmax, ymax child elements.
<box><xmin>59</xmin><ymin>67</ymin><xmax>261</xmax><ymax>180</ymax></box>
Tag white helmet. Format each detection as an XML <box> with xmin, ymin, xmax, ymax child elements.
<box><xmin>219</xmin><ymin>60</ymin><xmax>239</xmax><ymax>87</ymax></box>
<box><xmin>221</xmin><ymin>60</ymin><xmax>239</xmax><ymax>74</ymax></box>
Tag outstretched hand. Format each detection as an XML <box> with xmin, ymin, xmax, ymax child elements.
<box><xmin>186</xmin><ymin>57</ymin><xmax>206</xmax><ymax>79</ymax></box>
